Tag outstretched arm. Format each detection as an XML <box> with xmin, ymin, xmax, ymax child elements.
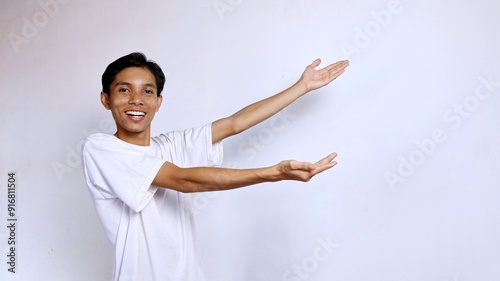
<box><xmin>211</xmin><ymin>59</ymin><xmax>349</xmax><ymax>144</ymax></box>
<box><xmin>152</xmin><ymin>153</ymin><xmax>338</xmax><ymax>193</ymax></box>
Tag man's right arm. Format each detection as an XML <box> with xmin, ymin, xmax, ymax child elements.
<box><xmin>151</xmin><ymin>153</ymin><xmax>338</xmax><ymax>193</ymax></box>
<box><xmin>211</xmin><ymin>59</ymin><xmax>349</xmax><ymax>144</ymax></box>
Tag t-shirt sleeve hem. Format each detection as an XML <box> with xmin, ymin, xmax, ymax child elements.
<box><xmin>206</xmin><ymin>123</ymin><xmax>223</xmax><ymax>166</ymax></box>
<box><xmin>130</xmin><ymin>159</ymin><xmax>165</xmax><ymax>212</ymax></box>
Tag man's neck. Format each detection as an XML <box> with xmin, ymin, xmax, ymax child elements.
<box><xmin>114</xmin><ymin>130</ymin><xmax>151</xmax><ymax>146</ymax></box>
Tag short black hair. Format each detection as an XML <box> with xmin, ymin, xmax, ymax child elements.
<box><xmin>101</xmin><ymin>52</ymin><xmax>166</xmax><ymax>96</ymax></box>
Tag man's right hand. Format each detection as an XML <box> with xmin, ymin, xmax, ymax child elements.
<box><xmin>275</xmin><ymin>152</ymin><xmax>338</xmax><ymax>182</ymax></box>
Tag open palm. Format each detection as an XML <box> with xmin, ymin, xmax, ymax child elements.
<box><xmin>301</xmin><ymin>59</ymin><xmax>349</xmax><ymax>92</ymax></box>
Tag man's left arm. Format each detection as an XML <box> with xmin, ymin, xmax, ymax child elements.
<box><xmin>211</xmin><ymin>59</ymin><xmax>349</xmax><ymax>144</ymax></box>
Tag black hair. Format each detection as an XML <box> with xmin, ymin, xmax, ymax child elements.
<box><xmin>101</xmin><ymin>52</ymin><xmax>166</xmax><ymax>96</ymax></box>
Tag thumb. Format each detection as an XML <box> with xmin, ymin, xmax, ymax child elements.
<box><xmin>310</xmin><ymin>58</ymin><xmax>321</xmax><ymax>69</ymax></box>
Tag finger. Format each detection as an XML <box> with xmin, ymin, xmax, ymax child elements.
<box><xmin>311</xmin><ymin>161</ymin><xmax>337</xmax><ymax>175</ymax></box>
<box><xmin>315</xmin><ymin>152</ymin><xmax>338</xmax><ymax>165</ymax></box>
<box><xmin>322</xmin><ymin>62</ymin><xmax>348</xmax><ymax>82</ymax></box>
<box><xmin>324</xmin><ymin>67</ymin><xmax>348</xmax><ymax>81</ymax></box>
<box><xmin>325</xmin><ymin>59</ymin><xmax>348</xmax><ymax>68</ymax></box>
<box><xmin>327</xmin><ymin>69</ymin><xmax>346</xmax><ymax>81</ymax></box>
<box><xmin>310</xmin><ymin>58</ymin><xmax>322</xmax><ymax>69</ymax></box>
<box><xmin>325</xmin><ymin>60</ymin><xmax>349</xmax><ymax>72</ymax></box>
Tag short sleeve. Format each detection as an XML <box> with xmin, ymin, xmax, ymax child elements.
<box><xmin>153</xmin><ymin>123</ymin><xmax>223</xmax><ymax>168</ymax></box>
<box><xmin>82</xmin><ymin>134</ymin><xmax>165</xmax><ymax>212</ymax></box>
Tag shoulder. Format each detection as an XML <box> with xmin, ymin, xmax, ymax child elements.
<box><xmin>82</xmin><ymin>133</ymin><xmax>119</xmax><ymax>153</ymax></box>
<box><xmin>84</xmin><ymin>133</ymin><xmax>116</xmax><ymax>144</ymax></box>
<box><xmin>153</xmin><ymin>124</ymin><xmax>212</xmax><ymax>141</ymax></box>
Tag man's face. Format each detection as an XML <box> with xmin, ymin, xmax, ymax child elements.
<box><xmin>101</xmin><ymin>67</ymin><xmax>163</xmax><ymax>143</ymax></box>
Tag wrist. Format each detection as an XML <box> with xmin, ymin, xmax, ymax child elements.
<box><xmin>294</xmin><ymin>78</ymin><xmax>311</xmax><ymax>96</ymax></box>
<box><xmin>259</xmin><ymin>165</ymin><xmax>282</xmax><ymax>182</ymax></box>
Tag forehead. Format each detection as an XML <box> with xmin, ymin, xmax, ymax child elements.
<box><xmin>113</xmin><ymin>67</ymin><xmax>156</xmax><ymax>86</ymax></box>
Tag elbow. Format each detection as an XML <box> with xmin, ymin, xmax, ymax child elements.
<box><xmin>230</xmin><ymin>116</ymin><xmax>247</xmax><ymax>135</ymax></box>
<box><xmin>165</xmin><ymin>166</ymin><xmax>230</xmax><ymax>193</ymax></box>
<box><xmin>176</xmin><ymin>184</ymin><xmax>199</xmax><ymax>193</ymax></box>
<box><xmin>176</xmin><ymin>183</ymin><xmax>215</xmax><ymax>194</ymax></box>
<box><xmin>155</xmin><ymin>162</ymin><xmax>214</xmax><ymax>193</ymax></box>
<box><xmin>212</xmin><ymin>116</ymin><xmax>246</xmax><ymax>143</ymax></box>
<box><xmin>171</xmin><ymin>177</ymin><xmax>203</xmax><ymax>193</ymax></box>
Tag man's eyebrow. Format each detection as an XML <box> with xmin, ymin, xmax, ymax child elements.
<box><xmin>114</xmin><ymin>81</ymin><xmax>157</xmax><ymax>89</ymax></box>
<box><xmin>144</xmin><ymin>83</ymin><xmax>157</xmax><ymax>89</ymax></box>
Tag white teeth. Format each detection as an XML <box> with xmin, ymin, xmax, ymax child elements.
<box><xmin>126</xmin><ymin>111</ymin><xmax>145</xmax><ymax>116</ymax></box>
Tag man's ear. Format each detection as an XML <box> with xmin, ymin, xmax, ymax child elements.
<box><xmin>100</xmin><ymin>92</ymin><xmax>111</xmax><ymax>110</ymax></box>
<box><xmin>156</xmin><ymin>95</ymin><xmax>163</xmax><ymax>112</ymax></box>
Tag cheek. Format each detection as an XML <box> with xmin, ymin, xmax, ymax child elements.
<box><xmin>154</xmin><ymin>101</ymin><xmax>162</xmax><ymax>112</ymax></box>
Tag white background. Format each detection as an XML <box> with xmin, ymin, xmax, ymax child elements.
<box><xmin>1</xmin><ymin>0</ymin><xmax>500</xmax><ymax>280</ymax></box>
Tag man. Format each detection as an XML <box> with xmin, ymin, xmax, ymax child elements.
<box><xmin>82</xmin><ymin>52</ymin><xmax>349</xmax><ymax>280</ymax></box>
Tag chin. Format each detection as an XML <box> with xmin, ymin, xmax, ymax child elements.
<box><xmin>128</xmin><ymin>128</ymin><xmax>148</xmax><ymax>134</ymax></box>
<box><xmin>117</xmin><ymin>125</ymin><xmax>147</xmax><ymax>134</ymax></box>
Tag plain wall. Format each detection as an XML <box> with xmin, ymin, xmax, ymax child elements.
<box><xmin>1</xmin><ymin>0</ymin><xmax>499</xmax><ymax>280</ymax></box>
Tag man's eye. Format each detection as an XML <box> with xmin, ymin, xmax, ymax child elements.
<box><xmin>145</xmin><ymin>90</ymin><xmax>154</xmax><ymax>95</ymax></box>
<box><xmin>118</xmin><ymin>88</ymin><xmax>129</xmax><ymax>93</ymax></box>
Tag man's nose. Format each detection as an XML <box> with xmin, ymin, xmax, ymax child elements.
<box><xmin>129</xmin><ymin>91</ymin><xmax>143</xmax><ymax>105</ymax></box>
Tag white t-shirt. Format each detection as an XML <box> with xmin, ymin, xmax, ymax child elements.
<box><xmin>82</xmin><ymin>124</ymin><xmax>223</xmax><ymax>281</ymax></box>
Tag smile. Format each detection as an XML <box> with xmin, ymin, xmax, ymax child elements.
<box><xmin>125</xmin><ymin>111</ymin><xmax>146</xmax><ymax>116</ymax></box>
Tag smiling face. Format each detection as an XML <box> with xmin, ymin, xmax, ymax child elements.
<box><xmin>101</xmin><ymin>66</ymin><xmax>163</xmax><ymax>146</ymax></box>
